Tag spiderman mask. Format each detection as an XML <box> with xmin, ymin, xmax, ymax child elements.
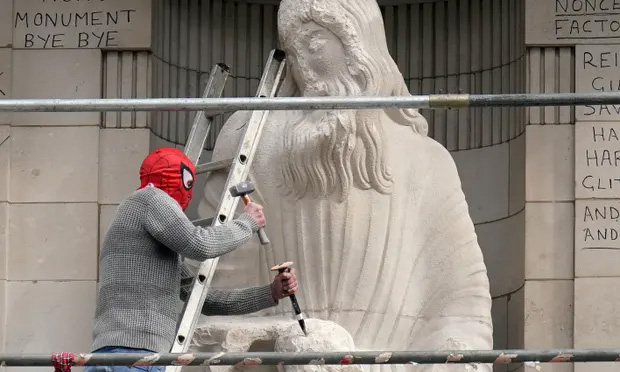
<box><xmin>138</xmin><ymin>147</ymin><xmax>196</xmax><ymax>210</ymax></box>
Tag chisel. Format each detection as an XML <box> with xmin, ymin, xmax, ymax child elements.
<box><xmin>271</xmin><ymin>261</ymin><xmax>308</xmax><ymax>336</ymax></box>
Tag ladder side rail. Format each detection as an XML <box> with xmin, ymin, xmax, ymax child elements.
<box><xmin>166</xmin><ymin>50</ymin><xmax>286</xmax><ymax>370</ymax></box>
<box><xmin>174</xmin><ymin>63</ymin><xmax>230</xmax><ymax>340</ymax></box>
<box><xmin>183</xmin><ymin>63</ymin><xmax>231</xmax><ymax>165</ymax></box>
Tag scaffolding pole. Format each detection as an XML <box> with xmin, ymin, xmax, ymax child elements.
<box><xmin>3</xmin><ymin>349</ymin><xmax>620</xmax><ymax>367</ymax></box>
<box><xmin>1</xmin><ymin>92</ymin><xmax>620</xmax><ymax>112</ymax></box>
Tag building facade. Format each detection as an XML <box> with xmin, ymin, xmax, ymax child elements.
<box><xmin>0</xmin><ymin>1</ymin><xmax>614</xmax><ymax>372</ymax></box>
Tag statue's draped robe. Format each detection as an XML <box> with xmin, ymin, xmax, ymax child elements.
<box><xmin>197</xmin><ymin>110</ymin><xmax>493</xmax><ymax>371</ymax></box>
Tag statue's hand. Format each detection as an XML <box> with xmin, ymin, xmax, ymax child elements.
<box><xmin>271</xmin><ymin>267</ymin><xmax>299</xmax><ymax>300</ymax></box>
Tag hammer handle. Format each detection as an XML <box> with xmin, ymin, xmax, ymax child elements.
<box><xmin>241</xmin><ymin>195</ymin><xmax>270</xmax><ymax>245</ymax></box>
<box><xmin>257</xmin><ymin>228</ymin><xmax>270</xmax><ymax>245</ymax></box>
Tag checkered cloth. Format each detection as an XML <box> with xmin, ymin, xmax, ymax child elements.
<box><xmin>52</xmin><ymin>352</ymin><xmax>74</xmax><ymax>372</ymax></box>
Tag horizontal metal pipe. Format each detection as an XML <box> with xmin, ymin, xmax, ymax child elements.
<box><xmin>0</xmin><ymin>92</ymin><xmax>620</xmax><ymax>112</ymax></box>
<box><xmin>3</xmin><ymin>349</ymin><xmax>620</xmax><ymax>367</ymax></box>
<box><xmin>0</xmin><ymin>96</ymin><xmax>430</xmax><ymax>112</ymax></box>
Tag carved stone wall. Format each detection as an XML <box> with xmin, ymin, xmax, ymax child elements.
<box><xmin>523</xmin><ymin>2</ymin><xmax>620</xmax><ymax>372</ymax></box>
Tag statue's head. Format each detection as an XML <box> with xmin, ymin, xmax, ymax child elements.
<box><xmin>275</xmin><ymin>0</ymin><xmax>428</xmax><ymax>202</ymax></box>
<box><xmin>277</xmin><ymin>0</ymin><xmax>428</xmax><ymax>134</ymax></box>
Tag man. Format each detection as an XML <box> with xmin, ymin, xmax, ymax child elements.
<box><xmin>87</xmin><ymin>147</ymin><xmax>298</xmax><ymax>372</ymax></box>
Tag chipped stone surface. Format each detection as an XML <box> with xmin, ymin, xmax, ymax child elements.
<box><xmin>190</xmin><ymin>317</ymin><xmax>361</xmax><ymax>372</ymax></box>
<box><xmin>13</xmin><ymin>0</ymin><xmax>152</xmax><ymax>49</ymax></box>
<box><xmin>275</xmin><ymin>320</ymin><xmax>363</xmax><ymax>372</ymax></box>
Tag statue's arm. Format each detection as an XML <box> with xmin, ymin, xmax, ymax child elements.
<box><xmin>412</xmin><ymin>139</ymin><xmax>493</xmax><ymax>352</ymax></box>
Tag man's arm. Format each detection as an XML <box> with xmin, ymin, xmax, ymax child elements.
<box><xmin>143</xmin><ymin>188</ymin><xmax>259</xmax><ymax>262</ymax></box>
<box><xmin>179</xmin><ymin>264</ymin><xmax>277</xmax><ymax>316</ymax></box>
<box><xmin>201</xmin><ymin>286</ymin><xmax>277</xmax><ymax>316</ymax></box>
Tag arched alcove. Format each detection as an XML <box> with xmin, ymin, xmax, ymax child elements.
<box><xmin>148</xmin><ymin>0</ymin><xmax>527</xmax><ymax>357</ymax></box>
<box><xmin>150</xmin><ymin>0</ymin><xmax>526</xmax><ymax>151</ymax></box>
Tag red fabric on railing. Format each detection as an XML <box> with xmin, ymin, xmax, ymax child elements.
<box><xmin>51</xmin><ymin>352</ymin><xmax>74</xmax><ymax>372</ymax></box>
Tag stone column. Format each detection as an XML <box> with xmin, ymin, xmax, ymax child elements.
<box><xmin>0</xmin><ymin>1</ymin><xmax>153</xmax><ymax>367</ymax></box>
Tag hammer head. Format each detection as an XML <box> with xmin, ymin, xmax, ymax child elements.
<box><xmin>229</xmin><ymin>181</ymin><xmax>255</xmax><ymax>197</ymax></box>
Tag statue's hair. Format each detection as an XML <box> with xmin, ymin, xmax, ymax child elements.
<box><xmin>277</xmin><ymin>0</ymin><xmax>429</xmax><ymax>136</ymax></box>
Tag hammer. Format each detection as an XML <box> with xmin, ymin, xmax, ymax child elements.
<box><xmin>229</xmin><ymin>181</ymin><xmax>270</xmax><ymax>245</ymax></box>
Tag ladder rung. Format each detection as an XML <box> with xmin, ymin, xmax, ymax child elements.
<box><xmin>192</xmin><ymin>213</ymin><xmax>240</xmax><ymax>227</ymax></box>
<box><xmin>195</xmin><ymin>158</ymin><xmax>233</xmax><ymax>175</ymax></box>
<box><xmin>191</xmin><ymin>217</ymin><xmax>213</xmax><ymax>227</ymax></box>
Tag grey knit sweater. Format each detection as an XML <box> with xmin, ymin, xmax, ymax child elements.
<box><xmin>92</xmin><ymin>186</ymin><xmax>277</xmax><ymax>353</ymax></box>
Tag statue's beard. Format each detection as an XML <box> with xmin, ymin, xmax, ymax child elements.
<box><xmin>279</xmin><ymin>74</ymin><xmax>394</xmax><ymax>202</ymax></box>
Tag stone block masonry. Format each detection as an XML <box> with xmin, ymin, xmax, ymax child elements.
<box><xmin>11</xmin><ymin>49</ymin><xmax>101</xmax><ymax>126</ymax></box>
<box><xmin>527</xmin><ymin>2</ymin><xmax>620</xmax><ymax>372</ymax></box>
<box><xmin>0</xmin><ymin>0</ymin><xmax>154</xmax><ymax>364</ymax></box>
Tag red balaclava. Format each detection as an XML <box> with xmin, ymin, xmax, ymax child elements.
<box><xmin>138</xmin><ymin>147</ymin><xmax>196</xmax><ymax>210</ymax></box>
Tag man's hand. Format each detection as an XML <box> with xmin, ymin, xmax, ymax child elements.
<box><xmin>244</xmin><ymin>202</ymin><xmax>266</xmax><ymax>227</ymax></box>
<box><xmin>271</xmin><ymin>268</ymin><xmax>299</xmax><ymax>301</ymax></box>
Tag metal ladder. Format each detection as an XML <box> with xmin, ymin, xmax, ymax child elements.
<box><xmin>166</xmin><ymin>49</ymin><xmax>287</xmax><ymax>372</ymax></box>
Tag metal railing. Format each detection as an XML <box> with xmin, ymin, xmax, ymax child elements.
<box><xmin>3</xmin><ymin>349</ymin><xmax>620</xmax><ymax>367</ymax></box>
<box><xmin>6</xmin><ymin>349</ymin><xmax>620</xmax><ymax>367</ymax></box>
<box><xmin>0</xmin><ymin>92</ymin><xmax>620</xmax><ymax>112</ymax></box>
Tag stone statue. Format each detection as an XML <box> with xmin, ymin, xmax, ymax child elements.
<box><xmin>193</xmin><ymin>0</ymin><xmax>493</xmax><ymax>371</ymax></box>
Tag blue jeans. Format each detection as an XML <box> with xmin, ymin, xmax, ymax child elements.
<box><xmin>83</xmin><ymin>347</ymin><xmax>164</xmax><ymax>372</ymax></box>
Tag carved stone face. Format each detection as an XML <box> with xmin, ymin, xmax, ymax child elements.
<box><xmin>284</xmin><ymin>21</ymin><xmax>349</xmax><ymax>96</ymax></box>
